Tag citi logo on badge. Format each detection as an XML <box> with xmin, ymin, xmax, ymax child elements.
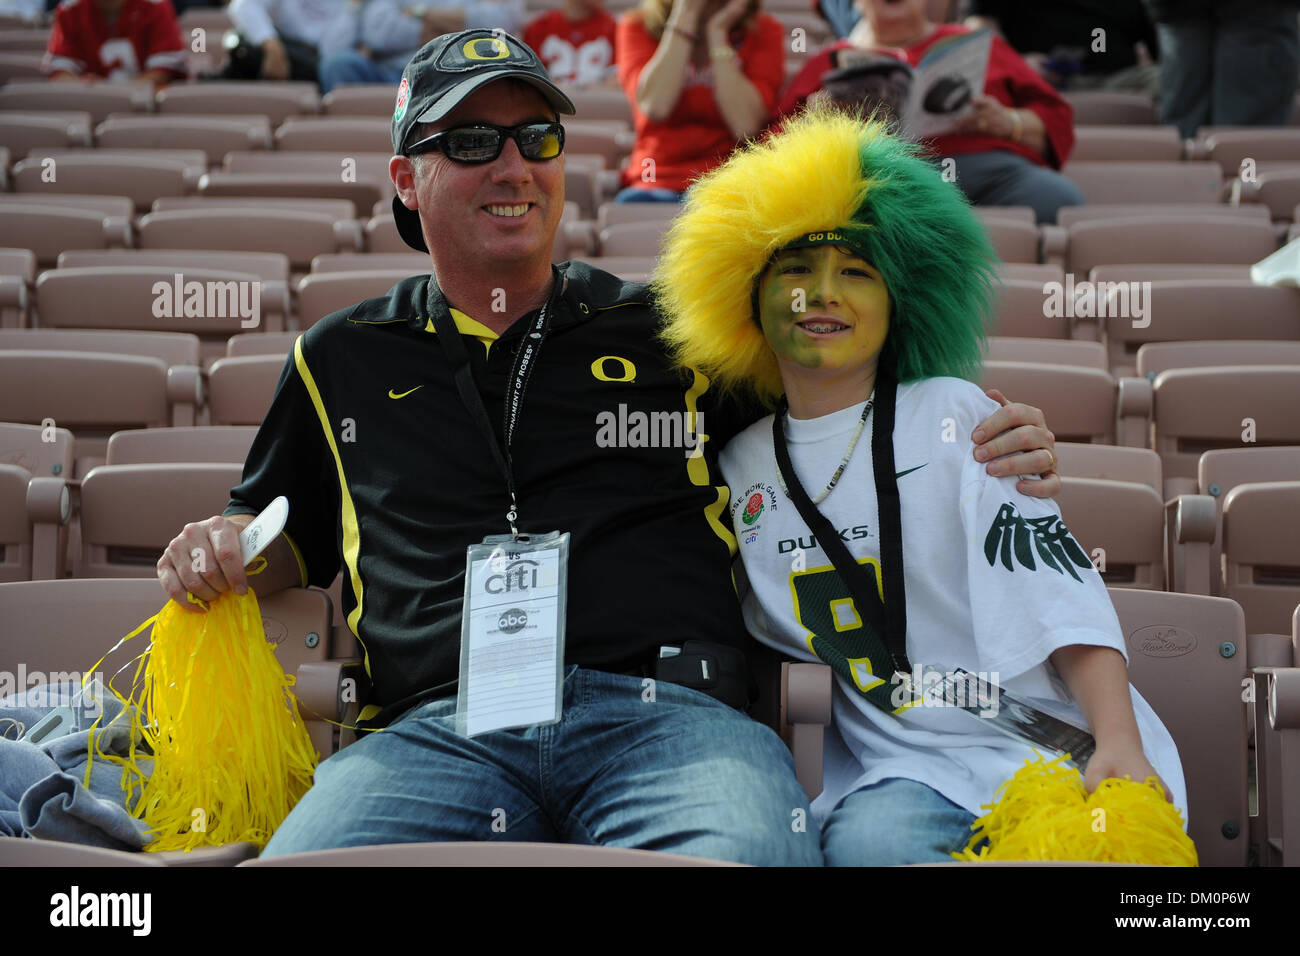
<box><xmin>485</xmin><ymin>558</ymin><xmax>541</xmax><ymax>594</ymax></box>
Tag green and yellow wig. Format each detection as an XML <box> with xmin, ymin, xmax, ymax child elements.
<box><xmin>654</xmin><ymin>103</ymin><xmax>998</xmax><ymax>408</ymax></box>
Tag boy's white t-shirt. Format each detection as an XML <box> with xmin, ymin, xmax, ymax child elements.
<box><xmin>719</xmin><ymin>376</ymin><xmax>1187</xmax><ymax>824</ymax></box>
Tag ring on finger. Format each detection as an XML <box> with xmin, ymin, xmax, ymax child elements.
<box><xmin>1043</xmin><ymin>448</ymin><xmax>1056</xmax><ymax>473</ymax></box>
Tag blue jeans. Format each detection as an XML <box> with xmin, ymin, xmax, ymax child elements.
<box><xmin>614</xmin><ymin>186</ymin><xmax>684</xmax><ymax>203</ymax></box>
<box><xmin>949</xmin><ymin>150</ymin><xmax>1085</xmax><ymax>225</ymax></box>
<box><xmin>263</xmin><ymin>666</ymin><xmax>822</xmax><ymax>865</ymax></box>
<box><xmin>318</xmin><ymin>51</ymin><xmax>405</xmax><ymax>93</ymax></box>
<box><xmin>820</xmin><ymin>778</ymin><xmax>977</xmax><ymax>866</ymax></box>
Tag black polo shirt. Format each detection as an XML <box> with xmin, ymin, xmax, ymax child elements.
<box><xmin>226</xmin><ymin>261</ymin><xmax>758</xmax><ymax>726</ymax></box>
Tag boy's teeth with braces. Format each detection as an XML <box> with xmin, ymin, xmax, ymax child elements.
<box><xmin>799</xmin><ymin>321</ymin><xmax>848</xmax><ymax>333</ymax></box>
<box><xmin>487</xmin><ymin>203</ymin><xmax>530</xmax><ymax>217</ymax></box>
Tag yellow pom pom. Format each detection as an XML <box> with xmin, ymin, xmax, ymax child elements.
<box><xmin>90</xmin><ymin>586</ymin><xmax>318</xmax><ymax>851</ymax></box>
<box><xmin>954</xmin><ymin>753</ymin><xmax>1198</xmax><ymax>865</ymax></box>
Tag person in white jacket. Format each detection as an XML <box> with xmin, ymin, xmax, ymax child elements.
<box><xmin>653</xmin><ymin>102</ymin><xmax>1188</xmax><ymax>865</ymax></box>
<box><xmin>227</xmin><ymin>0</ymin><xmax>347</xmax><ymax>79</ymax></box>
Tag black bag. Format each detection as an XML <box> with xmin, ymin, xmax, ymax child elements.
<box><xmin>221</xmin><ymin>32</ymin><xmax>321</xmax><ymax>83</ymax></box>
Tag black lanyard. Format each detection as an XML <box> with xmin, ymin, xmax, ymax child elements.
<box><xmin>771</xmin><ymin>371</ymin><xmax>912</xmax><ymax>676</ymax></box>
<box><xmin>429</xmin><ymin>268</ymin><xmax>562</xmax><ymax>537</ymax></box>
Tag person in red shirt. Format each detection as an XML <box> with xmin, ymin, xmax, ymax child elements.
<box><xmin>615</xmin><ymin>0</ymin><xmax>785</xmax><ymax>201</ymax></box>
<box><xmin>524</xmin><ymin>0</ymin><xmax>619</xmax><ymax>88</ymax></box>
<box><xmin>782</xmin><ymin>0</ymin><xmax>1082</xmax><ymax>223</ymax></box>
<box><xmin>44</xmin><ymin>0</ymin><xmax>188</xmax><ymax>87</ymax></box>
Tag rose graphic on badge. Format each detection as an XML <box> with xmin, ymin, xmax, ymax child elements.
<box><xmin>742</xmin><ymin>492</ymin><xmax>764</xmax><ymax>526</ymax></box>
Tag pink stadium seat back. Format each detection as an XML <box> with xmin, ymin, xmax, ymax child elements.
<box><xmin>106</xmin><ymin>426</ymin><xmax>259</xmax><ymax>465</ymax></box>
<box><xmin>12</xmin><ymin>152</ymin><xmax>203</xmax><ymax>212</ymax></box>
<box><xmin>322</xmin><ymin>85</ymin><xmax>397</xmax><ymax>117</ymax></box>
<box><xmin>1062</xmin><ymin>91</ymin><xmax>1158</xmax><ymax>125</ymax></box>
<box><xmin>596</xmin><ymin>200</ymin><xmax>678</xmax><ymax>231</ymax></box>
<box><xmin>0</xmin><ymin>420</ymin><xmax>74</xmax><ymax>481</ymax></box>
<box><xmin>156</xmin><ymin>82</ymin><xmax>321</xmax><ymax>126</ymax></box>
<box><xmin>597</xmin><ymin>220</ymin><xmax>669</xmax><ymax>257</ymax></box>
<box><xmin>137</xmin><ymin>208</ymin><xmax>359</xmax><ymax>273</ymax></box>
<box><xmin>275</xmin><ymin>116</ymin><xmax>390</xmax><ymax>153</ymax></box>
<box><xmin>984</xmin><ymin>337</ymin><xmax>1107</xmax><ymax>368</ymax></box>
<box><xmin>1053</xmin><ymin>441</ymin><xmax>1162</xmax><ymax>492</ymax></box>
<box><xmin>1062</xmin><ymin>162</ymin><xmax>1222</xmax><ymax>205</ymax></box>
<box><xmin>0</xmin><ymin>111</ymin><xmax>92</xmax><ymax>154</ymax></box>
<box><xmin>226</xmin><ymin>331</ymin><xmax>297</xmax><ymax>357</ymax></box>
<box><xmin>1137</xmin><ymin>341</ymin><xmax>1300</xmax><ymax>379</ymax></box>
<box><xmin>1057</xmin><ymin>203</ymin><xmax>1270</xmax><ymax>229</ymax></box>
<box><xmin>1108</xmin><ymin>588</ymin><xmax>1250</xmax><ymax>866</ymax></box>
<box><xmin>989</xmin><ymin>279</ymin><xmax>1068</xmax><ymax>338</ymax></box>
<box><xmin>1153</xmin><ymin>367</ymin><xmax>1300</xmax><ymax>498</ymax></box>
<box><xmin>1204</xmin><ymin>130</ymin><xmax>1300</xmax><ymax>177</ymax></box>
<box><xmin>1057</xmin><ymin>477</ymin><xmax>1164</xmax><ymax>588</ymax></box>
<box><xmin>207</xmin><ymin>356</ymin><xmax>284</xmax><ymax>426</ymax></box>
<box><xmin>94</xmin><ymin>114</ymin><xmax>273</xmax><ymax>165</ymax></box>
<box><xmin>296</xmin><ymin>271</ymin><xmax>415</xmax><ymax>329</ymax></box>
<box><xmin>198</xmin><ymin>171</ymin><xmax>385</xmax><ymax>211</ymax></box>
<box><xmin>0</xmin><ymin>81</ymin><xmax>151</xmax><ymax>122</ymax></box>
<box><xmin>1088</xmin><ymin>264</ymin><xmax>1250</xmax><ymax>284</ymax></box>
<box><xmin>979</xmin><ymin>361</ymin><xmax>1117</xmax><ymax>443</ymax></box>
<box><xmin>981</xmin><ymin>218</ymin><xmax>1039</xmax><ymax>263</ymax></box>
<box><xmin>565</xmin><ymin>87</ymin><xmax>634</xmax><ymax>124</ymax></box>
<box><xmin>310</xmin><ymin>252</ymin><xmax>429</xmax><ymax>274</ymax></box>
<box><xmin>363</xmin><ymin>215</ymin><xmax>409</xmax><ymax>253</ymax></box>
<box><xmin>1239</xmin><ymin>169</ymin><xmax>1300</xmax><ymax>221</ymax></box>
<box><xmin>151</xmin><ymin>196</ymin><xmax>357</xmax><ymax>220</ymax></box>
<box><xmin>1222</xmin><ymin>482</ymin><xmax>1300</xmax><ymax>640</ymax></box>
<box><xmin>1070</xmin><ymin>126</ymin><xmax>1182</xmax><ymax>162</ymax></box>
<box><xmin>1064</xmin><ymin>216</ymin><xmax>1278</xmax><ymax>276</ymax></box>
<box><xmin>0</xmin><ymin>204</ymin><xmax>129</xmax><ymax>267</ymax></box>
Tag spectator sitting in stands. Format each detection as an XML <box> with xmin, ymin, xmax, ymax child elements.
<box><xmin>43</xmin><ymin>0</ymin><xmax>188</xmax><ymax>87</ymax></box>
<box><xmin>225</xmin><ymin>0</ymin><xmax>347</xmax><ymax>82</ymax></box>
<box><xmin>524</xmin><ymin>0</ymin><xmax>618</xmax><ymax>89</ymax></box>
<box><xmin>781</xmin><ymin>0</ymin><xmax>1083</xmax><ymax>224</ymax></box>
<box><xmin>320</xmin><ymin>0</ymin><xmax>524</xmax><ymax>92</ymax></box>
<box><xmin>615</xmin><ymin>0</ymin><xmax>784</xmax><ymax>202</ymax></box>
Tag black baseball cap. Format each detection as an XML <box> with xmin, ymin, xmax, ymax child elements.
<box><xmin>390</xmin><ymin>29</ymin><xmax>576</xmax><ymax>252</ymax></box>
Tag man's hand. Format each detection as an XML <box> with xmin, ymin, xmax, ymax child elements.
<box><xmin>954</xmin><ymin>94</ymin><xmax>1016</xmax><ymax>138</ymax></box>
<box><xmin>260</xmin><ymin>37</ymin><xmax>291</xmax><ymax>80</ymax></box>
<box><xmin>157</xmin><ymin>514</ymin><xmax>252</xmax><ymax>611</ymax></box>
<box><xmin>970</xmin><ymin>388</ymin><xmax>1059</xmax><ymax>498</ymax></box>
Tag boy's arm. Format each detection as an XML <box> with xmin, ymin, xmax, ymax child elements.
<box><xmin>1049</xmin><ymin>643</ymin><xmax>1171</xmax><ymax>800</ymax></box>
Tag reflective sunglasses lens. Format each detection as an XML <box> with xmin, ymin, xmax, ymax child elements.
<box><xmin>519</xmin><ymin>124</ymin><xmax>563</xmax><ymax>160</ymax></box>
<box><xmin>446</xmin><ymin>128</ymin><xmax>503</xmax><ymax>162</ymax></box>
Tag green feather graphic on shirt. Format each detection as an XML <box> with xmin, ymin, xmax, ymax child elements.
<box><xmin>983</xmin><ymin>502</ymin><xmax>1092</xmax><ymax>581</ymax></box>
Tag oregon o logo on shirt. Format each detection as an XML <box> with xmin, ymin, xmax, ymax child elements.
<box><xmin>591</xmin><ymin>355</ymin><xmax>636</xmax><ymax>382</ymax></box>
<box><xmin>463</xmin><ymin>37</ymin><xmax>511</xmax><ymax>60</ymax></box>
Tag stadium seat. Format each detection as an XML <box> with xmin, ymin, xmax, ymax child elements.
<box><xmin>1137</xmin><ymin>340</ymin><xmax>1300</xmax><ymax>379</ymax></box>
<box><xmin>156</xmin><ymin>82</ymin><xmax>321</xmax><ymax>125</ymax></box>
<box><xmin>984</xmin><ymin>337</ymin><xmax>1107</xmax><ymax>368</ymax></box>
<box><xmin>566</xmin><ymin>87</ymin><xmax>634</xmax><ymax>124</ymax></box>
<box><xmin>0</xmin><ymin>201</ymin><xmax>131</xmax><ymax>267</ymax></box>
<box><xmin>562</xmin><ymin>120</ymin><xmax>635</xmax><ymax>169</ymax></box>
<box><xmin>1088</xmin><ymin>264</ymin><xmax>1250</xmax><ymax>283</ymax></box>
<box><xmin>1060</xmin><ymin>216</ymin><xmax>1278</xmax><ymax>275</ymax></box>
<box><xmin>1168</xmin><ymin>447</ymin><xmax>1300</xmax><ymax>597</ymax></box>
<box><xmin>12</xmin><ymin>150</ymin><xmax>204</xmax><ymax>212</ymax></box>
<box><xmin>1152</xmin><ymin>367</ymin><xmax>1300</xmax><ymax>498</ymax></box>
<box><xmin>0</xmin><ymin>80</ymin><xmax>152</xmax><ymax>122</ymax></box>
<box><xmin>151</xmin><ymin>195</ymin><xmax>358</xmax><ymax>220</ymax></box>
<box><xmin>981</xmin><ymin>218</ymin><xmax>1039</xmax><ymax>263</ymax></box>
<box><xmin>596</xmin><ymin>200</ymin><xmax>678</xmax><ymax>231</ymax></box>
<box><xmin>1107</xmin><ymin>588</ymin><xmax>1250</xmax><ymax>867</ymax></box>
<box><xmin>1250</xmin><ymin>605</ymin><xmax>1300</xmax><ymax>866</ymax></box>
<box><xmin>0</xmin><ymin>462</ymin><xmax>63</xmax><ymax>582</ymax></box>
<box><xmin>0</xmin><ymin>29</ymin><xmax>51</xmax><ymax>53</ymax></box>
<box><xmin>1103</xmin><ymin>281</ymin><xmax>1300</xmax><ymax>376</ymax></box>
<box><xmin>1070</xmin><ymin>126</ymin><xmax>1182</xmax><ymax>162</ymax></box>
<box><xmin>1056</xmin><ymin>202</ymin><xmax>1270</xmax><ymax>229</ymax></box>
<box><xmin>978</xmin><ymin>362</ymin><xmax>1120</xmax><ymax>443</ymax></box>
<box><xmin>198</xmin><ymin>171</ymin><xmax>384</xmax><ymax>210</ymax></box>
<box><xmin>0</xmin><ymin>246</ymin><xmax>33</xmax><ymax>328</ymax></box>
<box><xmin>1061</xmin><ymin>162</ymin><xmax>1222</xmax><ymax>205</ymax></box>
<box><xmin>226</xmin><ymin>332</ymin><xmax>297</xmax><ymax>357</ymax></box>
<box><xmin>206</xmin><ymin>356</ymin><xmax>283</xmax><ymax>425</ymax></box>
<box><xmin>1201</xmin><ymin>130</ymin><xmax>1300</xmax><ymax>177</ymax></box>
<box><xmin>94</xmin><ymin>114</ymin><xmax>273</xmax><ymax>165</ymax></box>
<box><xmin>310</xmin><ymin>252</ymin><xmax>428</xmax><ymax>273</ymax></box>
<box><xmin>137</xmin><ymin>208</ymin><xmax>362</xmax><ymax>274</ymax></box>
<box><xmin>975</xmin><ymin>206</ymin><xmax>1037</xmax><ymax>224</ymax></box>
<box><xmin>1221</xmin><ymin>482</ymin><xmax>1300</xmax><ymax>640</ymax></box>
<box><xmin>0</xmin><ymin>111</ymin><xmax>93</xmax><ymax>154</ymax></box>
<box><xmin>988</xmin><ymin>278</ymin><xmax>1067</xmax><ymax>339</ymax></box>
<box><xmin>1238</xmin><ymin>169</ymin><xmax>1300</xmax><ymax>222</ymax></box>
<box><xmin>597</xmin><ymin>220</ymin><xmax>668</xmax><ymax>257</ymax></box>
<box><xmin>1052</xmin><ymin>441</ymin><xmax>1162</xmax><ymax>492</ymax></box>
<box><xmin>296</xmin><ymin>270</ymin><xmax>414</xmax><ymax>328</ymax></box>
<box><xmin>582</xmin><ymin>256</ymin><xmax>655</xmax><ymax>282</ymax></box>
<box><xmin>1056</xmin><ymin>477</ymin><xmax>1164</xmax><ymax>588</ymax></box>
<box><xmin>106</xmin><ymin>426</ymin><xmax>259</xmax><ymax>465</ymax></box>
<box><xmin>321</xmin><ymin>85</ymin><xmax>396</xmax><ymax>117</ymax></box>
<box><xmin>997</xmin><ymin>262</ymin><xmax>1063</xmax><ymax>284</ymax></box>
<box><xmin>362</xmin><ymin>214</ymin><xmax>408</xmax><ymax>253</ymax></box>
<box><xmin>1061</xmin><ymin>91</ymin><xmax>1158</xmax><ymax>125</ymax></box>
<box><xmin>274</xmin><ymin>116</ymin><xmax>390</xmax><ymax>153</ymax></box>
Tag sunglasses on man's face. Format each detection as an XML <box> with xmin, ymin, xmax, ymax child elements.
<box><xmin>404</xmin><ymin>122</ymin><xmax>565</xmax><ymax>164</ymax></box>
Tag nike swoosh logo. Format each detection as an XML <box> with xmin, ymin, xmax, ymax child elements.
<box><xmin>895</xmin><ymin>464</ymin><xmax>928</xmax><ymax>479</ymax></box>
<box><xmin>388</xmin><ymin>386</ymin><xmax>423</xmax><ymax>399</ymax></box>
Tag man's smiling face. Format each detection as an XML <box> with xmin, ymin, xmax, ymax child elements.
<box><xmin>397</xmin><ymin>79</ymin><xmax>565</xmax><ymax>273</ymax></box>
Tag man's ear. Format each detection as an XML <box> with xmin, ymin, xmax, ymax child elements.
<box><xmin>390</xmin><ymin>155</ymin><xmax>419</xmax><ymax>211</ymax></box>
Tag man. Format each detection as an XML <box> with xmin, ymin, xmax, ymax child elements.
<box><xmin>44</xmin><ymin>0</ymin><xmax>188</xmax><ymax>87</ymax></box>
<box><xmin>523</xmin><ymin>0</ymin><xmax>617</xmax><ymax>88</ymax></box>
<box><xmin>225</xmin><ymin>0</ymin><xmax>346</xmax><ymax>81</ymax></box>
<box><xmin>157</xmin><ymin>29</ymin><xmax>1061</xmax><ymax>864</ymax></box>
<box><xmin>318</xmin><ymin>0</ymin><xmax>525</xmax><ymax>92</ymax></box>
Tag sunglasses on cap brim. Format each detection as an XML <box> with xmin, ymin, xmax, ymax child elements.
<box><xmin>404</xmin><ymin>122</ymin><xmax>565</xmax><ymax>164</ymax></box>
